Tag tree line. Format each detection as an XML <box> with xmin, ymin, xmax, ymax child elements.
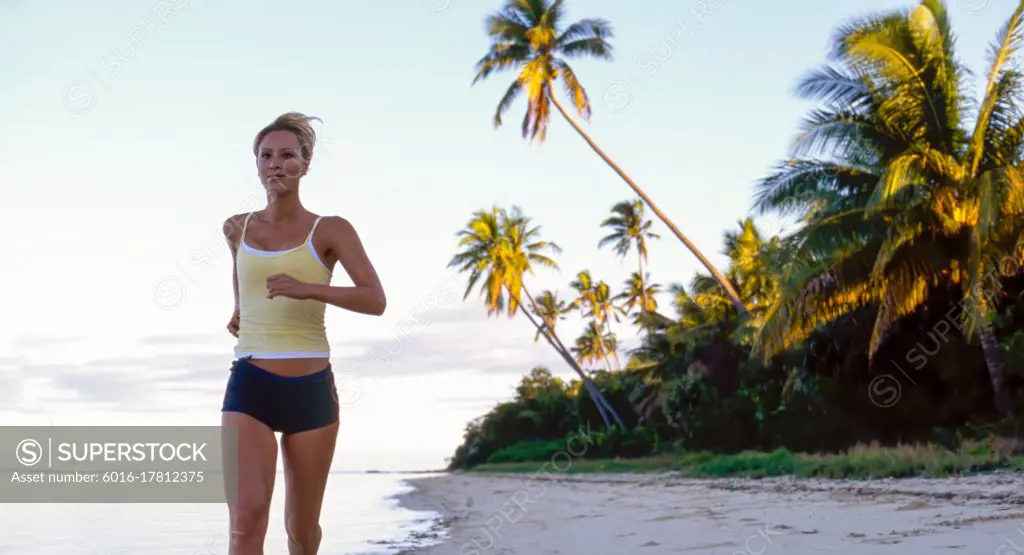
<box><xmin>444</xmin><ymin>0</ymin><xmax>1024</xmax><ymax>470</ymax></box>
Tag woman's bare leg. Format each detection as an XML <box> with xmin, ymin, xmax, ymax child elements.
<box><xmin>281</xmin><ymin>421</ymin><xmax>339</xmax><ymax>555</ymax></box>
<box><xmin>223</xmin><ymin>411</ymin><xmax>278</xmax><ymax>555</ymax></box>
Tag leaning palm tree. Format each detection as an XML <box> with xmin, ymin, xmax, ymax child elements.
<box><xmin>472</xmin><ymin>0</ymin><xmax>745</xmax><ymax>313</ymax></box>
<box><xmin>600</xmin><ymin>199</ymin><xmax>660</xmax><ymax>333</ymax></box>
<box><xmin>666</xmin><ymin>220</ymin><xmax>785</xmax><ymax>342</ymax></box>
<box><xmin>528</xmin><ymin>288</ymin><xmax>618</xmax><ymax>417</ymax></box>
<box><xmin>753</xmin><ymin>0</ymin><xmax>1024</xmax><ymax>412</ymax></box>
<box><xmin>447</xmin><ymin>205</ymin><xmax>626</xmax><ymax>428</ymax></box>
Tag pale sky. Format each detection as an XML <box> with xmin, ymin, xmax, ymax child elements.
<box><xmin>0</xmin><ymin>0</ymin><xmax>1010</xmax><ymax>470</ymax></box>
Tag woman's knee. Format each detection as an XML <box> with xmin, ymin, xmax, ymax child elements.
<box><xmin>231</xmin><ymin>503</ymin><xmax>271</xmax><ymax>538</ymax></box>
<box><xmin>285</xmin><ymin>514</ymin><xmax>322</xmax><ymax>550</ymax></box>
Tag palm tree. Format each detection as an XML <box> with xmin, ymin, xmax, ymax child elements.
<box><xmin>592</xmin><ymin>279</ymin><xmax>623</xmax><ymax>368</ymax></box>
<box><xmin>569</xmin><ymin>270</ymin><xmax>621</xmax><ymax>369</ymax></box>
<box><xmin>447</xmin><ymin>205</ymin><xmax>626</xmax><ymax>428</ymax></box>
<box><xmin>753</xmin><ymin>0</ymin><xmax>1024</xmax><ymax>412</ymax></box>
<box><xmin>616</xmin><ymin>271</ymin><xmax>662</xmax><ymax>330</ymax></box>
<box><xmin>532</xmin><ymin>289</ymin><xmax>573</xmax><ymax>342</ymax></box>
<box><xmin>722</xmin><ymin>219</ymin><xmax>786</xmax><ymax>337</ymax></box>
<box><xmin>528</xmin><ymin>288</ymin><xmax>625</xmax><ymax>421</ymax></box>
<box><xmin>623</xmin><ymin>221</ymin><xmax>787</xmax><ymax>425</ymax></box>
<box><xmin>655</xmin><ymin>218</ymin><xmax>789</xmax><ymax>356</ymax></box>
<box><xmin>665</xmin><ymin>277</ymin><xmax>735</xmax><ymax>345</ymax></box>
<box><xmin>472</xmin><ymin>0</ymin><xmax>746</xmax><ymax>313</ymax></box>
<box><xmin>624</xmin><ymin>331</ymin><xmax>684</xmax><ymax>425</ymax></box>
<box><xmin>571</xmin><ymin>321</ymin><xmax>615</xmax><ymax>369</ymax></box>
<box><xmin>600</xmin><ymin>199</ymin><xmax>660</xmax><ymax>332</ymax></box>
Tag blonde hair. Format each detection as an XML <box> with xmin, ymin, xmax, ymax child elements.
<box><xmin>252</xmin><ymin>112</ymin><xmax>322</xmax><ymax>161</ymax></box>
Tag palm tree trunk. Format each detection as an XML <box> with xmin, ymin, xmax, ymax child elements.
<box><xmin>555</xmin><ymin>316</ymin><xmax>618</xmax><ymax>423</ymax></box>
<box><xmin>518</xmin><ymin>287</ymin><xmax>628</xmax><ymax>429</ymax></box>
<box><xmin>594</xmin><ymin>315</ymin><xmax>619</xmax><ymax>371</ymax></box>
<box><xmin>560</xmin><ymin>326</ymin><xmax>626</xmax><ymax>424</ymax></box>
<box><xmin>563</xmin><ymin>338</ymin><xmax>618</xmax><ymax>425</ymax></box>
<box><xmin>638</xmin><ymin>257</ymin><xmax>647</xmax><ymax>325</ymax></box>
<box><xmin>582</xmin><ymin>318</ymin><xmax>613</xmax><ymax>373</ymax></box>
<box><xmin>513</xmin><ymin>300</ymin><xmax>614</xmax><ymax>428</ymax></box>
<box><xmin>639</xmin><ymin>256</ymin><xmax>653</xmax><ymax>336</ymax></box>
<box><xmin>548</xmin><ymin>87</ymin><xmax>746</xmax><ymax>314</ymax></box>
<box><xmin>598</xmin><ymin>340</ymin><xmax>615</xmax><ymax>373</ymax></box>
<box><xmin>605</xmin><ymin>320</ymin><xmax>622</xmax><ymax>370</ymax></box>
<box><xmin>979</xmin><ymin>326</ymin><xmax>1012</xmax><ymax>414</ymax></box>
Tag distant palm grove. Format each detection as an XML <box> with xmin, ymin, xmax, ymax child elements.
<box><xmin>445</xmin><ymin>0</ymin><xmax>1024</xmax><ymax>470</ymax></box>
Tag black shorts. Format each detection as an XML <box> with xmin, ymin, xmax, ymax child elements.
<box><xmin>221</xmin><ymin>356</ymin><xmax>339</xmax><ymax>435</ymax></box>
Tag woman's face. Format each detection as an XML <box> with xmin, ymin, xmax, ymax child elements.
<box><xmin>256</xmin><ymin>130</ymin><xmax>307</xmax><ymax>198</ymax></box>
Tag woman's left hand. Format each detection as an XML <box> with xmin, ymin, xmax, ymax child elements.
<box><xmin>266</xmin><ymin>273</ymin><xmax>313</xmax><ymax>300</ymax></box>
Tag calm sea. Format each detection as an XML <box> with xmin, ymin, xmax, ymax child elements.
<box><xmin>0</xmin><ymin>472</ymin><xmax>445</xmax><ymax>554</ymax></box>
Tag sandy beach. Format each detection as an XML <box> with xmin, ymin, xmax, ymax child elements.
<box><xmin>396</xmin><ymin>471</ymin><xmax>1024</xmax><ymax>554</ymax></box>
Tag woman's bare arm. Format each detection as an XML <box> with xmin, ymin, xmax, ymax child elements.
<box><xmin>223</xmin><ymin>214</ymin><xmax>246</xmax><ymax>335</ymax></box>
<box><xmin>303</xmin><ymin>216</ymin><xmax>386</xmax><ymax>316</ymax></box>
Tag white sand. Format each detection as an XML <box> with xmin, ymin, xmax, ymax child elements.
<box><xmin>397</xmin><ymin>471</ymin><xmax>1024</xmax><ymax>554</ymax></box>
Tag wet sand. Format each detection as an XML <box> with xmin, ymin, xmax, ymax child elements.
<box><xmin>396</xmin><ymin>471</ymin><xmax>1024</xmax><ymax>554</ymax></box>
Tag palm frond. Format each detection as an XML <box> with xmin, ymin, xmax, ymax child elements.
<box><xmin>555</xmin><ymin>61</ymin><xmax>591</xmax><ymax>120</ymax></box>
<box><xmin>556</xmin><ymin>18</ymin><xmax>613</xmax><ymax>45</ymax></box>
<box><xmin>494</xmin><ymin>78</ymin><xmax>525</xmax><ymax>127</ymax></box>
<box><xmin>968</xmin><ymin>1</ymin><xmax>1024</xmax><ymax>173</ymax></box>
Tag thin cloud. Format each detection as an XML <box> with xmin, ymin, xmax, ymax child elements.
<box><xmin>17</xmin><ymin>358</ymin><xmax>229</xmax><ymax>414</ymax></box>
<box><xmin>330</xmin><ymin>319</ymin><xmax>563</xmax><ymax>379</ymax></box>
<box><xmin>4</xmin><ymin>318</ymin><xmax>601</xmax><ymax>415</ymax></box>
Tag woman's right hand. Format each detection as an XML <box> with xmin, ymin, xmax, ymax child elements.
<box><xmin>227</xmin><ymin>309</ymin><xmax>240</xmax><ymax>338</ymax></box>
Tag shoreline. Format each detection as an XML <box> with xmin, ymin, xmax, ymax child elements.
<box><xmin>395</xmin><ymin>469</ymin><xmax>1024</xmax><ymax>554</ymax></box>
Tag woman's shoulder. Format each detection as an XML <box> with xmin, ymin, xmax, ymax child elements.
<box><xmin>313</xmin><ymin>215</ymin><xmax>367</xmax><ymax>247</ymax></box>
<box><xmin>222</xmin><ymin>211</ymin><xmax>252</xmax><ymax>243</ymax></box>
<box><xmin>316</xmin><ymin>215</ymin><xmax>356</xmax><ymax>233</ymax></box>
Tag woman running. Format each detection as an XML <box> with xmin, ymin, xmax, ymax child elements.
<box><xmin>220</xmin><ymin>111</ymin><xmax>386</xmax><ymax>554</ymax></box>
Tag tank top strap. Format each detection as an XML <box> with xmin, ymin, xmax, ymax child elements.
<box><xmin>306</xmin><ymin>216</ymin><xmax>324</xmax><ymax>243</ymax></box>
<box><xmin>241</xmin><ymin>212</ymin><xmax>254</xmax><ymax>242</ymax></box>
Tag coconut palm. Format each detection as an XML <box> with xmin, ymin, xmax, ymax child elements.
<box><xmin>657</xmin><ymin>218</ymin><xmax>788</xmax><ymax>353</ymax></box>
<box><xmin>592</xmin><ymin>279</ymin><xmax>624</xmax><ymax>368</ymax></box>
<box><xmin>569</xmin><ymin>270</ymin><xmax>622</xmax><ymax>369</ymax></box>
<box><xmin>528</xmin><ymin>288</ymin><xmax>620</xmax><ymax>417</ymax></box>
<box><xmin>447</xmin><ymin>205</ymin><xmax>626</xmax><ymax>428</ymax></box>
<box><xmin>571</xmin><ymin>321</ymin><xmax>615</xmax><ymax>369</ymax></box>
<box><xmin>532</xmin><ymin>289</ymin><xmax>573</xmax><ymax>342</ymax></box>
<box><xmin>616</xmin><ymin>271</ymin><xmax>662</xmax><ymax>330</ymax></box>
<box><xmin>722</xmin><ymin>219</ymin><xmax>786</xmax><ymax>338</ymax></box>
<box><xmin>753</xmin><ymin>0</ymin><xmax>1024</xmax><ymax>412</ymax></box>
<box><xmin>600</xmin><ymin>199</ymin><xmax>660</xmax><ymax>332</ymax></box>
<box><xmin>472</xmin><ymin>0</ymin><xmax>745</xmax><ymax>313</ymax></box>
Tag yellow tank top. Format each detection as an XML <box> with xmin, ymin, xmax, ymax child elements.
<box><xmin>234</xmin><ymin>212</ymin><xmax>333</xmax><ymax>358</ymax></box>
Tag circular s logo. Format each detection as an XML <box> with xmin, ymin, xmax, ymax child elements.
<box><xmin>958</xmin><ymin>0</ymin><xmax>991</xmax><ymax>15</ymax></box>
<box><xmin>152</xmin><ymin>275</ymin><xmax>186</xmax><ymax>310</ymax></box>
<box><xmin>16</xmin><ymin>439</ymin><xmax>43</xmax><ymax>467</ymax></box>
<box><xmin>868</xmin><ymin>375</ymin><xmax>901</xmax><ymax>408</ymax></box>
<box><xmin>601</xmin><ymin>80</ymin><xmax>634</xmax><ymax>115</ymax></box>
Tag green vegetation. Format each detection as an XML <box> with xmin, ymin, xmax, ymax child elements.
<box><xmin>446</xmin><ymin>0</ymin><xmax>1024</xmax><ymax>478</ymax></box>
<box><xmin>472</xmin><ymin>443</ymin><xmax>1024</xmax><ymax>479</ymax></box>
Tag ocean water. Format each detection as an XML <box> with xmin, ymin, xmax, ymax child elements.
<box><xmin>0</xmin><ymin>472</ymin><xmax>444</xmax><ymax>554</ymax></box>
